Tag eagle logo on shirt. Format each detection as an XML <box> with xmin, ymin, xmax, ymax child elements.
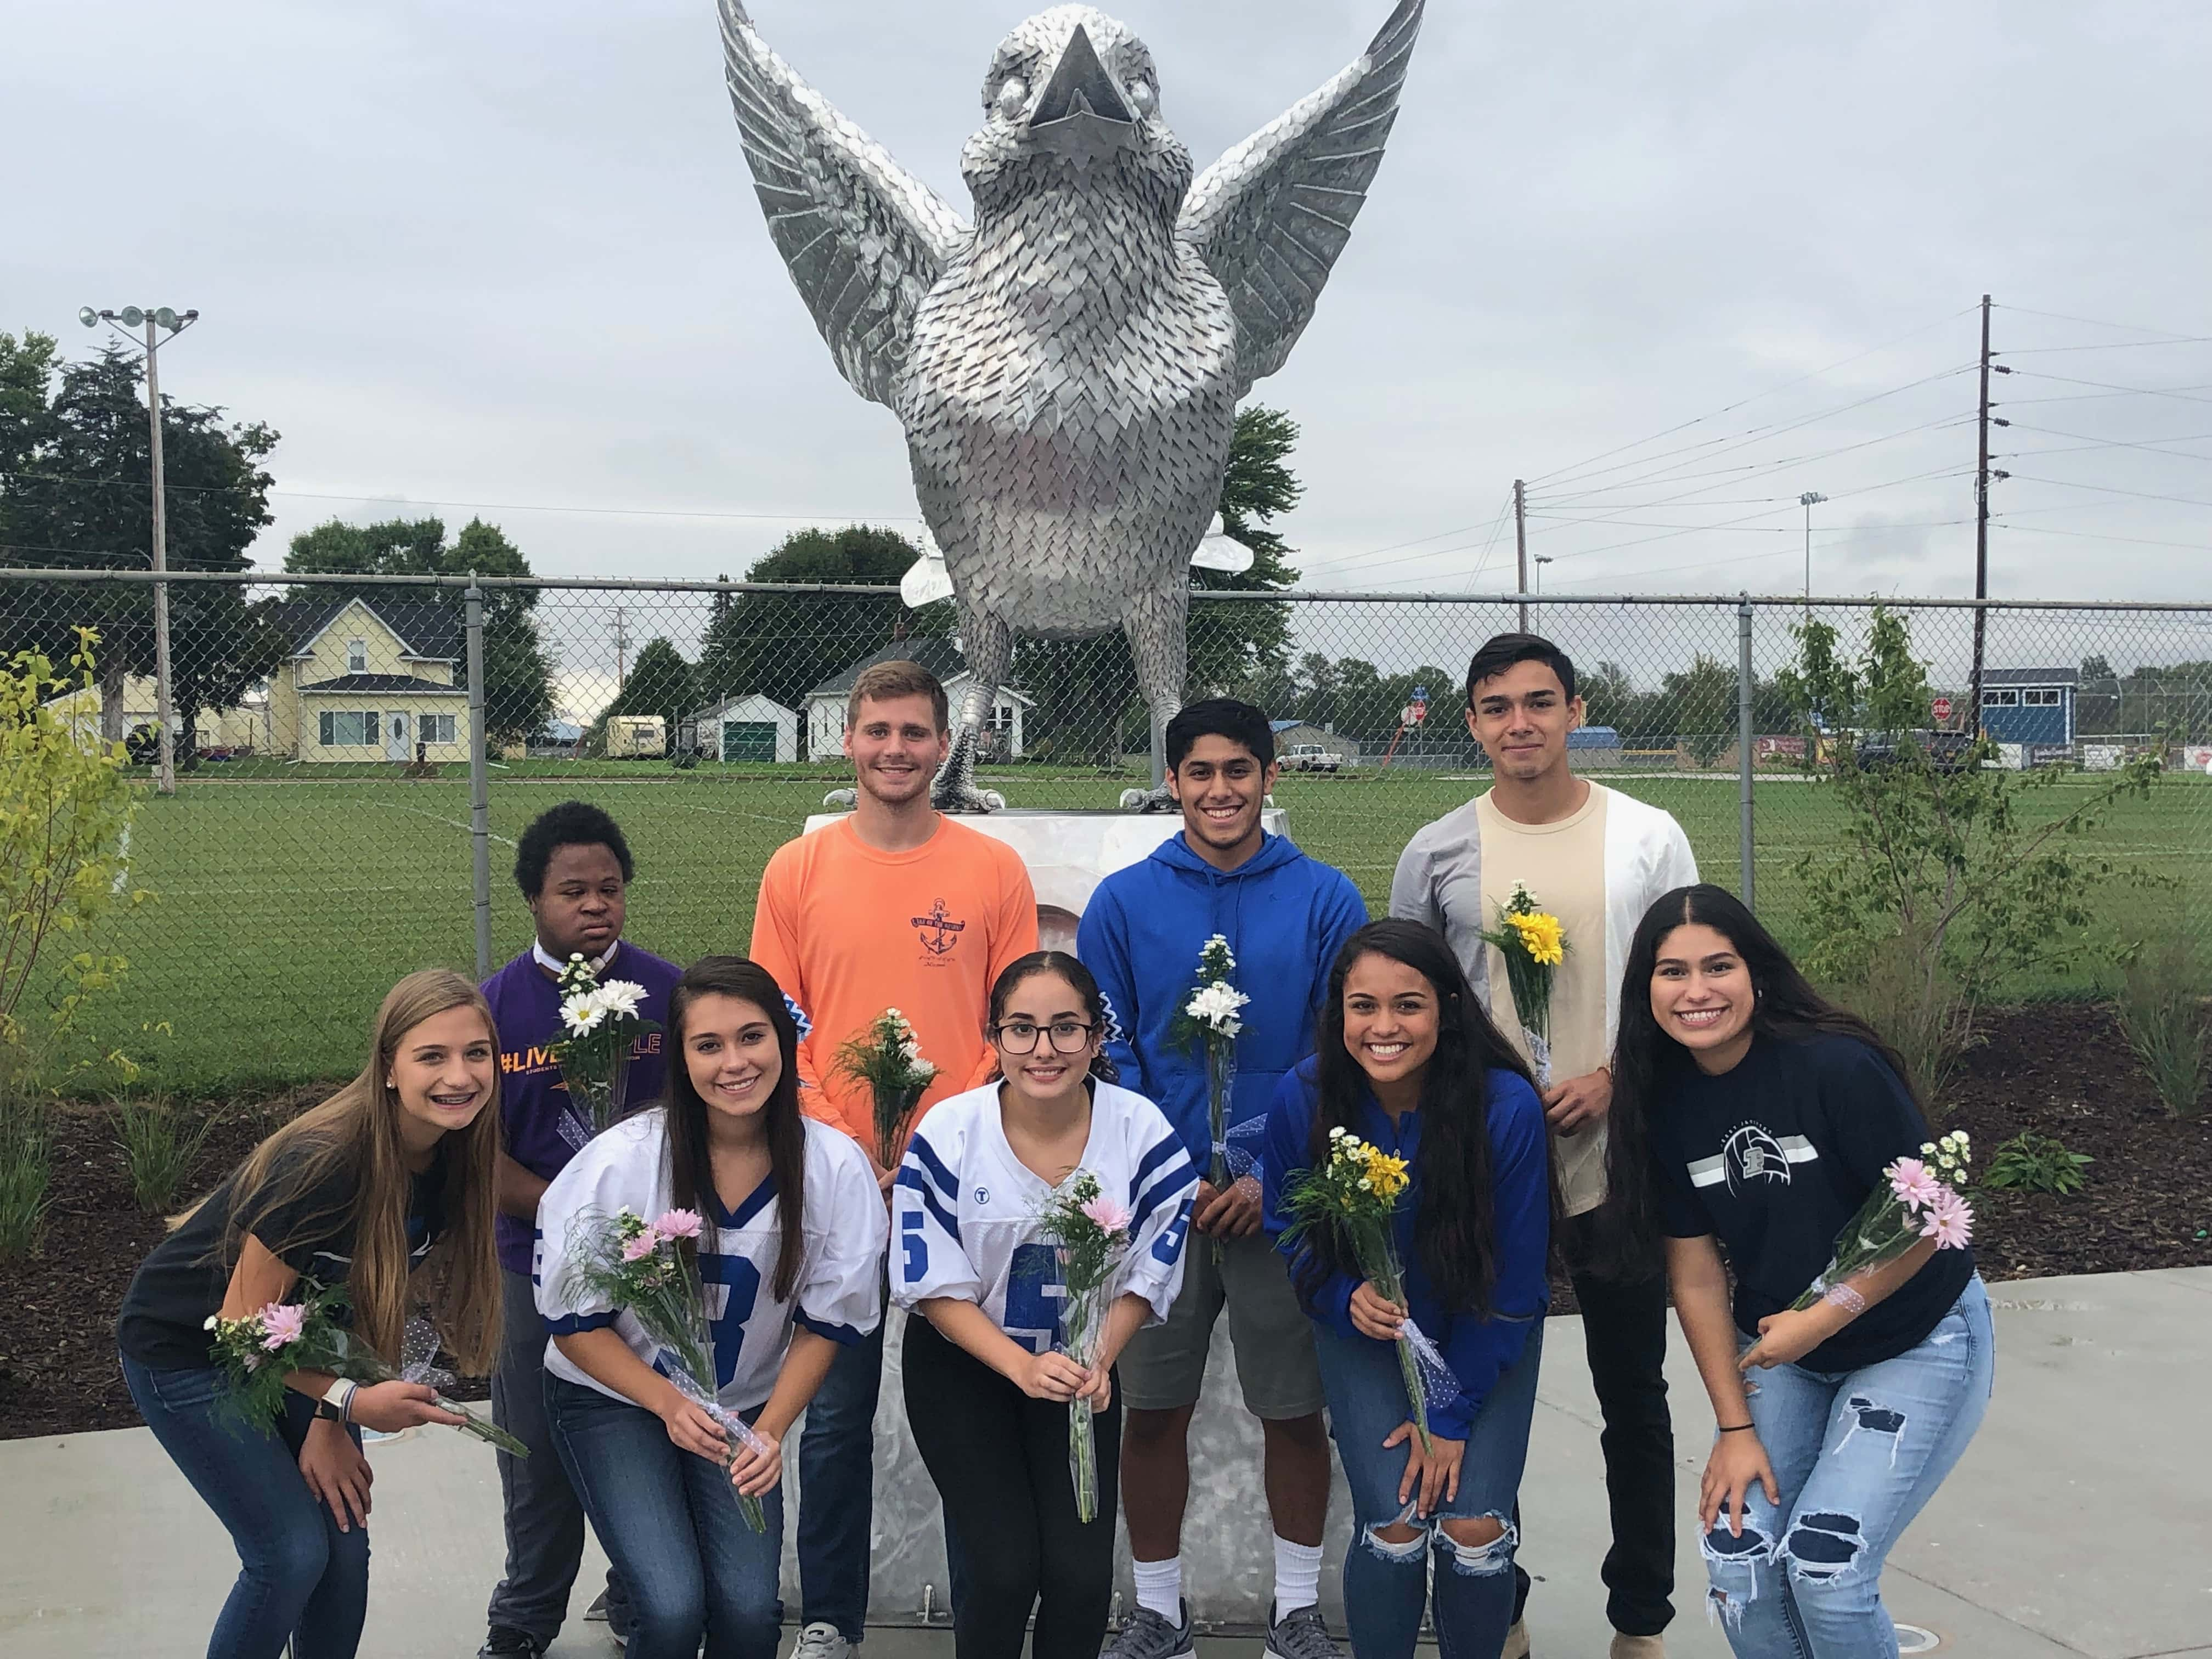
<box><xmin>910</xmin><ymin>898</ymin><xmax>968</xmax><ymax>957</ymax></box>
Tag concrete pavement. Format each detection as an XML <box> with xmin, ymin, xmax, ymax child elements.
<box><xmin>4</xmin><ymin>1268</ymin><xmax>2207</xmax><ymax>1657</ymax></box>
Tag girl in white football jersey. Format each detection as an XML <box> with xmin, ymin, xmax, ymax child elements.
<box><xmin>894</xmin><ymin>950</ymin><xmax>1199</xmax><ymax>1659</ymax></box>
<box><xmin>535</xmin><ymin>957</ymin><xmax>887</xmax><ymax>1659</ymax></box>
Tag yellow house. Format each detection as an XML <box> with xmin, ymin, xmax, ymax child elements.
<box><xmin>42</xmin><ymin>676</ymin><xmax>267</xmax><ymax>752</ymax></box>
<box><xmin>266</xmin><ymin>595</ymin><xmax>474</xmax><ymax>763</ymax></box>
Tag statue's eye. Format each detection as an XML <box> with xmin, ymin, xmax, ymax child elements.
<box><xmin>1127</xmin><ymin>77</ymin><xmax>1156</xmax><ymax>115</ymax></box>
<box><xmin>995</xmin><ymin>76</ymin><xmax>1029</xmax><ymax>119</ymax></box>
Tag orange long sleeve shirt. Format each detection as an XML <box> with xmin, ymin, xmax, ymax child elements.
<box><xmin>748</xmin><ymin>815</ymin><xmax>1038</xmax><ymax>1158</ymax></box>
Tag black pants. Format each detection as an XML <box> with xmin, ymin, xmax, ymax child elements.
<box><xmin>1515</xmin><ymin>1221</ymin><xmax>1677</xmax><ymax>1638</ymax></box>
<box><xmin>902</xmin><ymin>1314</ymin><xmax>1120</xmax><ymax>1659</ymax></box>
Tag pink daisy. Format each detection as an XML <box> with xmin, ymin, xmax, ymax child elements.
<box><xmin>621</xmin><ymin>1226</ymin><xmax>663</xmax><ymax>1263</ymax></box>
<box><xmin>1079</xmin><ymin>1195</ymin><xmax>1132</xmax><ymax>1235</ymax></box>
<box><xmin>1920</xmin><ymin>1188</ymin><xmax>1974</xmax><ymax>1250</ymax></box>
<box><xmin>258</xmin><ymin>1302</ymin><xmax>308</xmax><ymax>1352</ymax></box>
<box><xmin>1886</xmin><ymin>1158</ymin><xmax>1942</xmax><ymax>1211</ymax></box>
<box><xmin>653</xmin><ymin>1209</ymin><xmax>706</xmax><ymax>1241</ymax></box>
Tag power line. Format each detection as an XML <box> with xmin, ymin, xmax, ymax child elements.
<box><xmin>1994</xmin><ymin>302</ymin><xmax>2212</xmax><ymax>339</ymax></box>
<box><xmin>2007</xmin><ymin>370</ymin><xmax>2212</xmax><ymax>407</ymax></box>
<box><xmin>1997</xmin><ymin>422</ymin><xmax>2212</xmax><ymax>461</ymax></box>
<box><xmin>2007</xmin><ymin>473</ymin><xmax>2212</xmax><ymax>510</ymax></box>
<box><xmin>2000</xmin><ymin>524</ymin><xmax>2211</xmax><ymax>552</ymax></box>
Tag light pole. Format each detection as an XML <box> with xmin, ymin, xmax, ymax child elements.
<box><xmin>1532</xmin><ymin>553</ymin><xmax>1555</xmax><ymax>634</ymax></box>
<box><xmin>80</xmin><ymin>303</ymin><xmax>199</xmax><ymax>796</ymax></box>
<box><xmin>1798</xmin><ymin>491</ymin><xmax>1826</xmax><ymax>616</ymax></box>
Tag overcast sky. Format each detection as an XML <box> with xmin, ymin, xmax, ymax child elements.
<box><xmin>8</xmin><ymin>0</ymin><xmax>2211</xmax><ymax>626</ymax></box>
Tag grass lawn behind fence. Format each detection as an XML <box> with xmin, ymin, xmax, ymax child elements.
<box><xmin>57</xmin><ymin>766</ymin><xmax>2211</xmax><ymax>1092</ymax></box>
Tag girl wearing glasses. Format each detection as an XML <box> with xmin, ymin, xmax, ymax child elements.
<box><xmin>891</xmin><ymin>951</ymin><xmax>1200</xmax><ymax>1659</ymax></box>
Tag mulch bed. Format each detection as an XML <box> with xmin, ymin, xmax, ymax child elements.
<box><xmin>2</xmin><ymin>1006</ymin><xmax>2205</xmax><ymax>1441</ymax></box>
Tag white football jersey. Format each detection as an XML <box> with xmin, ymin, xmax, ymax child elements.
<box><xmin>535</xmin><ymin>1110</ymin><xmax>887</xmax><ymax>1413</ymax></box>
<box><xmin>891</xmin><ymin>1080</ymin><xmax>1199</xmax><ymax>1355</ymax></box>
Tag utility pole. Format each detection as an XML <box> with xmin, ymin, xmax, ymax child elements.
<box><xmin>1798</xmin><ymin>490</ymin><xmax>1826</xmax><ymax>618</ymax></box>
<box><xmin>1513</xmin><ymin>478</ymin><xmax>1528</xmax><ymax>631</ymax></box>
<box><xmin>1968</xmin><ymin>296</ymin><xmax>2012</xmax><ymax>732</ymax></box>
<box><xmin>612</xmin><ymin>605</ymin><xmax>631</xmax><ymax>689</ymax></box>
<box><xmin>80</xmin><ymin>303</ymin><xmax>198</xmax><ymax>797</ymax></box>
<box><xmin>1532</xmin><ymin>554</ymin><xmax>1555</xmax><ymax>635</ymax></box>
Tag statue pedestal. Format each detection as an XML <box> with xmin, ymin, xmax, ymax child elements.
<box><xmin>803</xmin><ymin>806</ymin><xmax>1290</xmax><ymax>950</ymax></box>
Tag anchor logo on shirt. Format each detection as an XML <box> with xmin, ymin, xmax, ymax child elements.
<box><xmin>910</xmin><ymin>898</ymin><xmax>967</xmax><ymax>957</ymax></box>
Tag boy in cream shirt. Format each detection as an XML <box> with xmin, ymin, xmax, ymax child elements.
<box><xmin>1392</xmin><ymin>633</ymin><xmax>1697</xmax><ymax>1659</ymax></box>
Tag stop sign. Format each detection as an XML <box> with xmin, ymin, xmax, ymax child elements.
<box><xmin>1932</xmin><ymin>696</ymin><xmax>1954</xmax><ymax>723</ymax></box>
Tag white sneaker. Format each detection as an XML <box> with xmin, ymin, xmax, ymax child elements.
<box><xmin>1501</xmin><ymin>1619</ymin><xmax>1531</xmax><ymax>1659</ymax></box>
<box><xmin>793</xmin><ymin>1622</ymin><xmax>854</xmax><ymax>1659</ymax></box>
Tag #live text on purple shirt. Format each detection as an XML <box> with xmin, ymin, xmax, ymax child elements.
<box><xmin>482</xmin><ymin>941</ymin><xmax>685</xmax><ymax>1278</ymax></box>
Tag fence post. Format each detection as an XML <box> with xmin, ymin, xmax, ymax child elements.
<box><xmin>466</xmin><ymin>583</ymin><xmax>493</xmax><ymax>979</ymax></box>
<box><xmin>1738</xmin><ymin>596</ymin><xmax>1756</xmax><ymax>911</ymax></box>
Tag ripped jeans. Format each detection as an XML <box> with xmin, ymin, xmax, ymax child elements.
<box><xmin>1313</xmin><ymin>1317</ymin><xmax>1543</xmax><ymax>1659</ymax></box>
<box><xmin>1704</xmin><ymin>1277</ymin><xmax>1994</xmax><ymax>1659</ymax></box>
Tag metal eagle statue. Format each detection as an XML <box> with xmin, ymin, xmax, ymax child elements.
<box><xmin>719</xmin><ymin>0</ymin><xmax>1426</xmax><ymax>809</ymax></box>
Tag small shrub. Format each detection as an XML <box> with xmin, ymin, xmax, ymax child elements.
<box><xmin>1831</xmin><ymin>918</ymin><xmax>1973</xmax><ymax>1110</ymax></box>
<box><xmin>1984</xmin><ymin>1131</ymin><xmax>2094</xmax><ymax>1197</ymax></box>
<box><xmin>0</xmin><ymin>1093</ymin><xmax>52</xmax><ymax>1259</ymax></box>
<box><xmin>116</xmin><ymin>1094</ymin><xmax>213</xmax><ymax>1212</ymax></box>
<box><xmin>2115</xmin><ymin>935</ymin><xmax>2209</xmax><ymax>1119</ymax></box>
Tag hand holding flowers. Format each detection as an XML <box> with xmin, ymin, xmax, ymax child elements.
<box><xmin>1034</xmin><ymin>1170</ymin><xmax>1136</xmax><ymax>1522</ymax></box>
<box><xmin>1478</xmin><ymin>883</ymin><xmax>1567</xmax><ymax>1087</ymax></box>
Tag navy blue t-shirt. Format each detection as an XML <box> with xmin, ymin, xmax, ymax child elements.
<box><xmin>483</xmin><ymin>941</ymin><xmax>682</xmax><ymax>1277</ymax></box>
<box><xmin>1652</xmin><ymin>1030</ymin><xmax>1975</xmax><ymax>1372</ymax></box>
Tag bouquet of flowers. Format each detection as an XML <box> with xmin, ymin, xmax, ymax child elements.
<box><xmin>1171</xmin><ymin>935</ymin><xmax>1249</xmax><ymax>1192</ymax></box>
<box><xmin>833</xmin><ymin>1007</ymin><xmax>938</xmax><ymax>1169</ymax></box>
<box><xmin>1034</xmin><ymin>1170</ymin><xmax>1133</xmax><ymax>1524</ymax></box>
<box><xmin>206</xmin><ymin>1279</ymin><xmax>527</xmax><ymax>1455</ymax></box>
<box><xmin>1789</xmin><ymin>1130</ymin><xmax>1975</xmax><ymax>1312</ymax></box>
<box><xmin>558</xmin><ymin>1206</ymin><xmax>771</xmax><ymax>1531</ymax></box>
<box><xmin>552</xmin><ymin>953</ymin><xmax>658</xmax><ymax>1135</ymax></box>
<box><xmin>1278</xmin><ymin>1126</ymin><xmax>1453</xmax><ymax>1453</ymax></box>
<box><xmin>1479</xmin><ymin>882</ymin><xmax>1567</xmax><ymax>1086</ymax></box>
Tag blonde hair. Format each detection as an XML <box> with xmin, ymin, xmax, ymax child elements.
<box><xmin>847</xmin><ymin>659</ymin><xmax>948</xmax><ymax>732</ymax></box>
<box><xmin>217</xmin><ymin>969</ymin><xmax>505</xmax><ymax>1372</ymax></box>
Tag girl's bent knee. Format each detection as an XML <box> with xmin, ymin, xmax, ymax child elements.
<box><xmin>1361</xmin><ymin>1520</ymin><xmax>1428</xmax><ymax>1562</ymax></box>
<box><xmin>1438</xmin><ymin>1512</ymin><xmax>1516</xmax><ymax>1576</ymax></box>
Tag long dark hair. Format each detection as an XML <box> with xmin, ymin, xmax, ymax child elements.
<box><xmin>660</xmin><ymin>956</ymin><xmax>808</xmax><ymax>1304</ymax></box>
<box><xmin>1595</xmin><ymin>884</ymin><xmax>1926</xmax><ymax>1278</ymax></box>
<box><xmin>1301</xmin><ymin>919</ymin><xmax>1536</xmax><ymax>1319</ymax></box>
<box><xmin>986</xmin><ymin>950</ymin><xmax>1120</xmax><ymax>1085</ymax></box>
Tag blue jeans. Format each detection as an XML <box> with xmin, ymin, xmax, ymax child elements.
<box><xmin>1702</xmin><ymin>1278</ymin><xmax>1995</xmax><ymax>1659</ymax></box>
<box><xmin>545</xmin><ymin>1375</ymin><xmax>783</xmax><ymax>1659</ymax></box>
<box><xmin>122</xmin><ymin>1352</ymin><xmax>371</xmax><ymax>1659</ymax></box>
<box><xmin>1315</xmin><ymin>1317</ymin><xmax>1544</xmax><ymax>1659</ymax></box>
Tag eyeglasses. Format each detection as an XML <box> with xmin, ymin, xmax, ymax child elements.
<box><xmin>991</xmin><ymin>1019</ymin><xmax>1097</xmax><ymax>1056</ymax></box>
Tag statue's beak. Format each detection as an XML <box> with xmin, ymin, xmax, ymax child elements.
<box><xmin>1028</xmin><ymin>25</ymin><xmax>1138</xmax><ymax>161</ymax></box>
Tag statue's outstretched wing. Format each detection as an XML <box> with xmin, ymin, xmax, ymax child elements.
<box><xmin>1177</xmin><ymin>0</ymin><xmax>1425</xmax><ymax>397</ymax></box>
<box><xmin>720</xmin><ymin>0</ymin><xmax>969</xmax><ymax>405</ymax></box>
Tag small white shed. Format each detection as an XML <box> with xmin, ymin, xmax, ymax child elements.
<box><xmin>692</xmin><ymin>693</ymin><xmax>800</xmax><ymax>764</ymax></box>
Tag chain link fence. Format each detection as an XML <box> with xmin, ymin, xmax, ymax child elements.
<box><xmin>4</xmin><ymin>568</ymin><xmax>2206</xmax><ymax>1091</ymax></box>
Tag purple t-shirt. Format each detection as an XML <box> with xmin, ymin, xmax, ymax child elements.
<box><xmin>483</xmin><ymin>941</ymin><xmax>685</xmax><ymax>1277</ymax></box>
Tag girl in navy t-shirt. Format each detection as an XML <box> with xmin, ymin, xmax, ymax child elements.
<box><xmin>1600</xmin><ymin>884</ymin><xmax>1994</xmax><ymax>1659</ymax></box>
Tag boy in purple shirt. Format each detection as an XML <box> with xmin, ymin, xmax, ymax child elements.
<box><xmin>479</xmin><ymin>802</ymin><xmax>682</xmax><ymax>1659</ymax></box>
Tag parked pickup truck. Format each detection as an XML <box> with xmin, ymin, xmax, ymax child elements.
<box><xmin>1852</xmin><ymin>730</ymin><xmax>1978</xmax><ymax>774</ymax></box>
<box><xmin>1283</xmin><ymin>743</ymin><xmax>1342</xmax><ymax>773</ymax></box>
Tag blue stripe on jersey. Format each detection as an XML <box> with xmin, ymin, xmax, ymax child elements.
<box><xmin>531</xmin><ymin>1227</ymin><xmax>543</xmax><ymax>1288</ymax></box>
<box><xmin>546</xmin><ymin>1310</ymin><xmax>620</xmax><ymax>1336</ymax></box>
<box><xmin>908</xmin><ymin>1133</ymin><xmax>959</xmax><ymax>1200</ymax></box>
<box><xmin>795</xmin><ymin>1310</ymin><xmax>868</xmax><ymax>1346</ymax></box>
<box><xmin>895</xmin><ymin>1166</ymin><xmax>961</xmax><ymax>1242</ymax></box>
<box><xmin>1132</xmin><ymin>1152</ymin><xmax>1199</xmax><ymax>1232</ymax></box>
<box><xmin>708</xmin><ymin>1172</ymin><xmax>778</xmax><ymax>1231</ymax></box>
<box><xmin>1132</xmin><ymin>1130</ymin><xmax>1184</xmax><ymax>1195</ymax></box>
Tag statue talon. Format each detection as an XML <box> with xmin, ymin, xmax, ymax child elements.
<box><xmin>1120</xmin><ymin>786</ymin><xmax>1180</xmax><ymax>814</ymax></box>
<box><xmin>822</xmin><ymin>787</ymin><xmax>858</xmax><ymax>810</ymax></box>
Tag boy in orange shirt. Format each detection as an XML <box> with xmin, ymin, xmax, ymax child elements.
<box><xmin>749</xmin><ymin>658</ymin><xmax>1037</xmax><ymax>1658</ymax></box>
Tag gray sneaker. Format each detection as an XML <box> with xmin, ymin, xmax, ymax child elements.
<box><xmin>793</xmin><ymin>1623</ymin><xmax>855</xmax><ymax>1659</ymax></box>
<box><xmin>1266</xmin><ymin>1604</ymin><xmax>1345</xmax><ymax>1659</ymax></box>
<box><xmin>1104</xmin><ymin>1601</ymin><xmax>1195</xmax><ymax>1659</ymax></box>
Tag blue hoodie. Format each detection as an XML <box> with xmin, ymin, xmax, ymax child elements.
<box><xmin>1078</xmin><ymin>831</ymin><xmax>1368</xmax><ymax>1176</ymax></box>
<box><xmin>1262</xmin><ymin>1057</ymin><xmax>1550</xmax><ymax>1440</ymax></box>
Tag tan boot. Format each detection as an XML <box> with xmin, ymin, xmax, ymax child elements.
<box><xmin>1499</xmin><ymin>1620</ymin><xmax>1530</xmax><ymax>1659</ymax></box>
<box><xmin>1609</xmin><ymin>1635</ymin><xmax>1666</xmax><ymax>1659</ymax></box>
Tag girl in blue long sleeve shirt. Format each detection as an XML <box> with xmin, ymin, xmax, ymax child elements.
<box><xmin>1262</xmin><ymin>919</ymin><xmax>1551</xmax><ymax>1659</ymax></box>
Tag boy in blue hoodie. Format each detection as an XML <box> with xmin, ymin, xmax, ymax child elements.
<box><xmin>1080</xmin><ymin>699</ymin><xmax>1368</xmax><ymax>1659</ymax></box>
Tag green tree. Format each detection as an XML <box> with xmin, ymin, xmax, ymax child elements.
<box><xmin>0</xmin><ymin>342</ymin><xmax>278</xmax><ymax>749</ymax></box>
<box><xmin>702</xmin><ymin>526</ymin><xmax>950</xmax><ymax>714</ymax></box>
<box><xmin>283</xmin><ymin>516</ymin><xmax>554</xmax><ymax>745</ymax></box>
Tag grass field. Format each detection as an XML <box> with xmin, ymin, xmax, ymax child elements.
<box><xmin>46</xmin><ymin>765</ymin><xmax>2210</xmax><ymax>1093</ymax></box>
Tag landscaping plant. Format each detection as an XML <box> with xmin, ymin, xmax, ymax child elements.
<box><xmin>1983</xmin><ymin>1131</ymin><xmax>2094</xmax><ymax>1197</ymax></box>
<box><xmin>2115</xmin><ymin>934</ymin><xmax>2209</xmax><ymax>1120</ymax></box>
<box><xmin>115</xmin><ymin>1094</ymin><xmax>213</xmax><ymax>1212</ymax></box>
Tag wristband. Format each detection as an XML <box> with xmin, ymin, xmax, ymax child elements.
<box><xmin>1717</xmin><ymin>1423</ymin><xmax>1755</xmax><ymax>1434</ymax></box>
<box><xmin>315</xmin><ymin>1378</ymin><xmax>358</xmax><ymax>1424</ymax></box>
<box><xmin>1822</xmin><ymin>1283</ymin><xmax>1869</xmax><ymax>1317</ymax></box>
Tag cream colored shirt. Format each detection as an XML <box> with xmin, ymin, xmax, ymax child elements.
<box><xmin>1477</xmin><ymin>785</ymin><xmax>1614</xmax><ymax>1215</ymax></box>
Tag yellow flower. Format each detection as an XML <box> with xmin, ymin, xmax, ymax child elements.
<box><xmin>1505</xmin><ymin>910</ymin><xmax>1565</xmax><ymax>967</ymax></box>
<box><xmin>1359</xmin><ymin>1146</ymin><xmax>1410</xmax><ymax>1200</ymax></box>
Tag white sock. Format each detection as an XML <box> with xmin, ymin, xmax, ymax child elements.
<box><xmin>1132</xmin><ymin>1555</ymin><xmax>1183</xmax><ymax>1622</ymax></box>
<box><xmin>1273</xmin><ymin>1534</ymin><xmax>1324</xmax><ymax>1618</ymax></box>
